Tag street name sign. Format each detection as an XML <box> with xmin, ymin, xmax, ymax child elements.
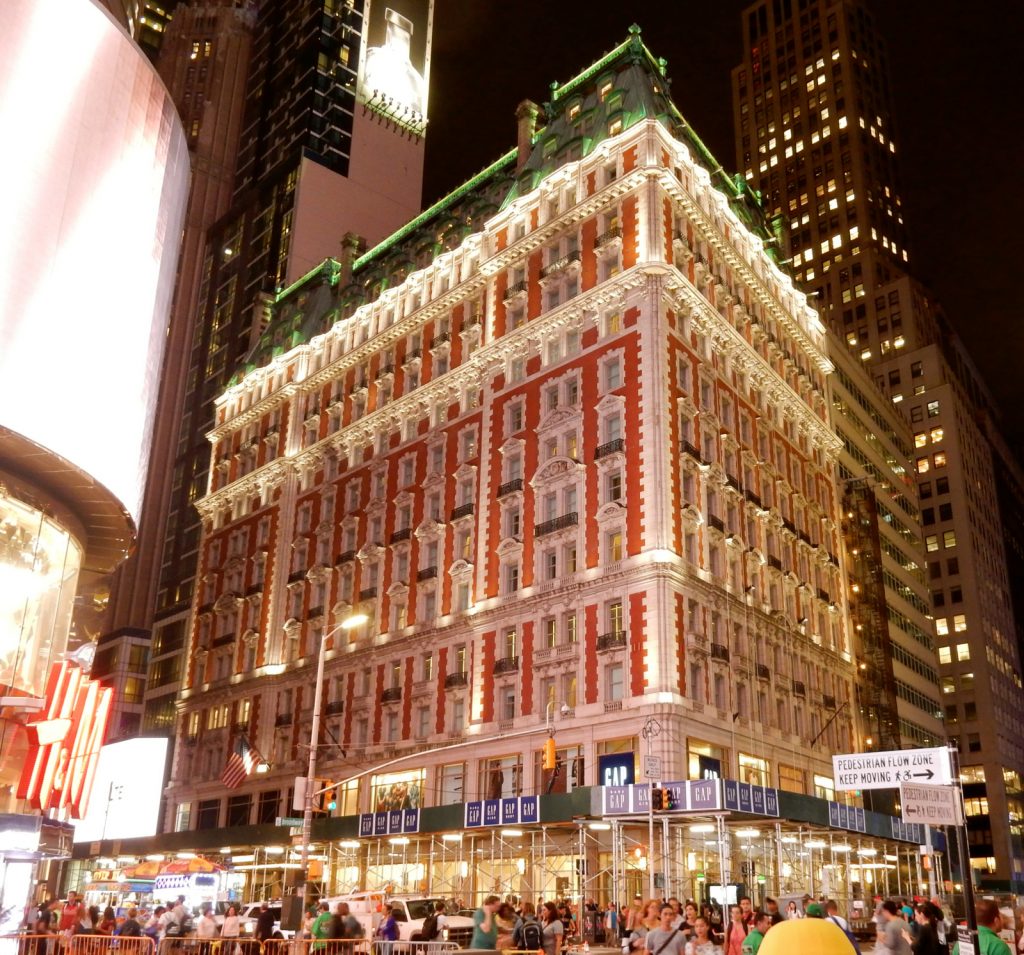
<box><xmin>833</xmin><ymin>747</ymin><xmax>952</xmax><ymax>791</ymax></box>
<box><xmin>276</xmin><ymin>816</ymin><xmax>304</xmax><ymax>827</ymax></box>
<box><xmin>643</xmin><ymin>755</ymin><xmax>662</xmax><ymax>780</ymax></box>
<box><xmin>900</xmin><ymin>783</ymin><xmax>962</xmax><ymax>826</ymax></box>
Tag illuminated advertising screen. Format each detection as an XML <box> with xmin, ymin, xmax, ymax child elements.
<box><xmin>0</xmin><ymin>0</ymin><xmax>190</xmax><ymax>522</ymax></box>
<box><xmin>359</xmin><ymin>0</ymin><xmax>434</xmax><ymax>120</ymax></box>
<box><xmin>72</xmin><ymin>736</ymin><xmax>169</xmax><ymax>842</ymax></box>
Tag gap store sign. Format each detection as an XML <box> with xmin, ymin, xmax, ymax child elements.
<box><xmin>597</xmin><ymin>778</ymin><xmax>780</xmax><ymax>817</ymax></box>
<box><xmin>464</xmin><ymin>794</ymin><xmax>539</xmax><ymax>828</ymax></box>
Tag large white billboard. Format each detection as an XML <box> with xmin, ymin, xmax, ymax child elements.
<box><xmin>72</xmin><ymin>736</ymin><xmax>168</xmax><ymax>843</ymax></box>
<box><xmin>359</xmin><ymin>0</ymin><xmax>434</xmax><ymax>122</ymax></box>
<box><xmin>0</xmin><ymin>0</ymin><xmax>190</xmax><ymax>522</ymax></box>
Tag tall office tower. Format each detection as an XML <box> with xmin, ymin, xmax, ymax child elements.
<box><xmin>145</xmin><ymin>31</ymin><xmax>941</xmax><ymax>908</ymax></box>
<box><xmin>734</xmin><ymin>0</ymin><xmax>1024</xmax><ymax>890</ymax></box>
<box><xmin>102</xmin><ymin>0</ymin><xmax>435</xmax><ymax>742</ymax></box>
<box><xmin>103</xmin><ymin>0</ymin><xmax>257</xmax><ymax>735</ymax></box>
<box><xmin>829</xmin><ymin>343</ymin><xmax>945</xmax><ymax>816</ymax></box>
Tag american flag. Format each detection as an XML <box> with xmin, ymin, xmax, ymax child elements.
<box><xmin>221</xmin><ymin>734</ymin><xmax>255</xmax><ymax>789</ymax></box>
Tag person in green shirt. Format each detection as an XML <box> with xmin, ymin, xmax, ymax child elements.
<box><xmin>742</xmin><ymin>911</ymin><xmax>772</xmax><ymax>954</ymax></box>
<box><xmin>952</xmin><ymin>900</ymin><xmax>1011</xmax><ymax>955</ymax></box>
<box><xmin>470</xmin><ymin>895</ymin><xmax>500</xmax><ymax>950</ymax></box>
<box><xmin>310</xmin><ymin>901</ymin><xmax>332</xmax><ymax>951</ymax></box>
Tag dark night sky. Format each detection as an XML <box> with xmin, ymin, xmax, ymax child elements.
<box><xmin>422</xmin><ymin>0</ymin><xmax>1024</xmax><ymax>453</ymax></box>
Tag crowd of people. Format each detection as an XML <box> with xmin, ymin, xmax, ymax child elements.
<box><xmin>24</xmin><ymin>889</ymin><xmax>1022</xmax><ymax>955</ymax></box>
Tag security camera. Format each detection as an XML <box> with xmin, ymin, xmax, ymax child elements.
<box><xmin>560</xmin><ymin>703</ymin><xmax>571</xmax><ymax>716</ymax></box>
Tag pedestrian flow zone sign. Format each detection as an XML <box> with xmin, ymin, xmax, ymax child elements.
<box><xmin>832</xmin><ymin>747</ymin><xmax>952</xmax><ymax>791</ymax></box>
<box><xmin>900</xmin><ymin>782</ymin><xmax>963</xmax><ymax>826</ymax></box>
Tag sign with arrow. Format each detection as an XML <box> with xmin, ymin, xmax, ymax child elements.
<box><xmin>833</xmin><ymin>747</ymin><xmax>952</xmax><ymax>791</ymax></box>
<box><xmin>900</xmin><ymin>782</ymin><xmax>963</xmax><ymax>826</ymax></box>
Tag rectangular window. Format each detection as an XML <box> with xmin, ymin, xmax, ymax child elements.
<box><xmin>604</xmin><ymin>357</ymin><xmax>622</xmax><ymax>390</ymax></box>
<box><xmin>606</xmin><ymin>663</ymin><xmax>624</xmax><ymax>701</ymax></box>
<box><xmin>607</xmin><ymin>530</ymin><xmax>623</xmax><ymax>562</ymax></box>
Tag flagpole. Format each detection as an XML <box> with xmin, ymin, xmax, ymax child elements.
<box><xmin>299</xmin><ymin>611</ymin><xmax>368</xmax><ymax>920</ymax></box>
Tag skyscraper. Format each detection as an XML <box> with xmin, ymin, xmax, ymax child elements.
<box><xmin>102</xmin><ymin>0</ymin><xmax>435</xmax><ymax>743</ymax></box>
<box><xmin>733</xmin><ymin>0</ymin><xmax>1024</xmax><ymax>891</ymax></box>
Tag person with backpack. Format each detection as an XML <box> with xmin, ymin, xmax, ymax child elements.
<box><xmin>419</xmin><ymin>901</ymin><xmax>446</xmax><ymax>942</ymax></box>
<box><xmin>329</xmin><ymin>902</ymin><xmax>364</xmax><ymax>941</ymax></box>
<box><xmin>116</xmin><ymin>908</ymin><xmax>144</xmax><ymax>938</ymax></box>
<box><xmin>515</xmin><ymin>903</ymin><xmax>544</xmax><ymax>952</ymax></box>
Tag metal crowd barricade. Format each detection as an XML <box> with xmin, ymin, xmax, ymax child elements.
<box><xmin>0</xmin><ymin>934</ymin><xmax>61</xmax><ymax>955</ymax></box>
<box><xmin>69</xmin><ymin>937</ymin><xmax>155</xmax><ymax>955</ymax></box>
<box><xmin>156</xmin><ymin>937</ymin><xmax>210</xmax><ymax>955</ymax></box>
<box><xmin>370</xmin><ymin>942</ymin><xmax>458</xmax><ymax>955</ymax></box>
<box><xmin>208</xmin><ymin>941</ymin><xmax>264</xmax><ymax>955</ymax></box>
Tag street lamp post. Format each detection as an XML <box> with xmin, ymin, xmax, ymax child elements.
<box><xmin>299</xmin><ymin>610</ymin><xmax>368</xmax><ymax>916</ymax></box>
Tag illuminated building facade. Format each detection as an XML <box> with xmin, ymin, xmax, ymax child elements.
<box><xmin>148</xmin><ymin>30</ymin><xmax>914</xmax><ymax>904</ymax></box>
<box><xmin>0</xmin><ymin>0</ymin><xmax>188</xmax><ymax>921</ymax></box>
<box><xmin>733</xmin><ymin>0</ymin><xmax>1024</xmax><ymax>889</ymax></box>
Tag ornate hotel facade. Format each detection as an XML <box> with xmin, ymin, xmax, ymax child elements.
<box><xmin>158</xmin><ymin>32</ymin><xmax>889</xmax><ymax>902</ymax></box>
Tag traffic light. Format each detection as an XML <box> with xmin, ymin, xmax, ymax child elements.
<box><xmin>651</xmin><ymin>787</ymin><xmax>663</xmax><ymax>810</ymax></box>
<box><xmin>543</xmin><ymin>737</ymin><xmax>557</xmax><ymax>771</ymax></box>
<box><xmin>663</xmin><ymin>787</ymin><xmax>677</xmax><ymax>811</ymax></box>
<box><xmin>317</xmin><ymin>779</ymin><xmax>337</xmax><ymax>813</ymax></box>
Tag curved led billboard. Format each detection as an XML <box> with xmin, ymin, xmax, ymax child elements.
<box><xmin>0</xmin><ymin>0</ymin><xmax>190</xmax><ymax>522</ymax></box>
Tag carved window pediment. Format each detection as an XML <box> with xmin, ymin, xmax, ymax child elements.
<box><xmin>453</xmin><ymin>462</ymin><xmax>478</xmax><ymax>481</ymax></box>
<box><xmin>681</xmin><ymin>504</ymin><xmax>703</xmax><ymax>526</ymax></box>
<box><xmin>358</xmin><ymin>543</ymin><xmax>384</xmax><ymax>562</ymax></box>
<box><xmin>387</xmin><ymin>581</ymin><xmax>409</xmax><ymax>599</ymax></box>
<box><xmin>497</xmin><ymin>537</ymin><xmax>524</xmax><ymax>556</ymax></box>
<box><xmin>499</xmin><ymin>437</ymin><xmax>526</xmax><ymax>457</ymax></box>
<box><xmin>213</xmin><ymin>593</ymin><xmax>242</xmax><ymax>614</ymax></box>
<box><xmin>448</xmin><ymin>559</ymin><xmax>474</xmax><ymax>578</ymax></box>
<box><xmin>677</xmin><ymin>394</ymin><xmax>698</xmax><ymax>417</ymax></box>
<box><xmin>415</xmin><ymin>518</ymin><xmax>444</xmax><ymax>539</ymax></box>
<box><xmin>536</xmin><ymin>405</ymin><xmax>582</xmax><ymax>435</ymax></box>
<box><xmin>595</xmin><ymin>501</ymin><xmax>626</xmax><ymax>524</ymax></box>
<box><xmin>530</xmin><ymin>456</ymin><xmax>585</xmax><ymax>489</ymax></box>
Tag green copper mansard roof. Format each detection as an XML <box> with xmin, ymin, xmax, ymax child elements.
<box><xmin>236</xmin><ymin>25</ymin><xmax>778</xmax><ymax>380</ymax></box>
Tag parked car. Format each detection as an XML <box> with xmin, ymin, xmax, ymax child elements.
<box><xmin>320</xmin><ymin>894</ymin><xmax>474</xmax><ymax>948</ymax></box>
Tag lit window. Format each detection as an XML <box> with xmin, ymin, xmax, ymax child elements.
<box><xmin>930</xmin><ymin>427</ymin><xmax>944</xmax><ymax>444</ymax></box>
<box><xmin>943</xmin><ymin>530</ymin><xmax>957</xmax><ymax>549</ymax></box>
<box><xmin>915</xmin><ymin>434</ymin><xmax>927</xmax><ymax>449</ymax></box>
<box><xmin>916</xmin><ymin>457</ymin><xmax>930</xmax><ymax>474</ymax></box>
<box><xmin>938</xmin><ymin>646</ymin><xmax>951</xmax><ymax>665</ymax></box>
<box><xmin>935</xmin><ymin>618</ymin><xmax>949</xmax><ymax>636</ymax></box>
<box><xmin>933</xmin><ymin>452</ymin><xmax>947</xmax><ymax>468</ymax></box>
<box><xmin>925</xmin><ymin>535</ymin><xmax>939</xmax><ymax>553</ymax></box>
<box><xmin>953</xmin><ymin>614</ymin><xmax>967</xmax><ymax>632</ymax></box>
<box><xmin>927</xmin><ymin>400</ymin><xmax>940</xmax><ymax>417</ymax></box>
<box><xmin>956</xmin><ymin>643</ymin><xmax>971</xmax><ymax>662</ymax></box>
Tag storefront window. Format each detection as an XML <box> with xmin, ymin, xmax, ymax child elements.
<box><xmin>813</xmin><ymin>774</ymin><xmax>835</xmax><ymax>801</ymax></box>
<box><xmin>438</xmin><ymin>762</ymin><xmax>464</xmax><ymax>805</ymax></box>
<box><xmin>371</xmin><ymin>768</ymin><xmax>424</xmax><ymax>811</ymax></box>
<box><xmin>778</xmin><ymin>764</ymin><xmax>804</xmax><ymax>793</ymax></box>
<box><xmin>687</xmin><ymin>739</ymin><xmax>724</xmax><ymax>779</ymax></box>
<box><xmin>738</xmin><ymin>752</ymin><xmax>770</xmax><ymax>787</ymax></box>
<box><xmin>481</xmin><ymin>754</ymin><xmax>522</xmax><ymax>799</ymax></box>
<box><xmin>0</xmin><ymin>492</ymin><xmax>82</xmax><ymax>697</ymax></box>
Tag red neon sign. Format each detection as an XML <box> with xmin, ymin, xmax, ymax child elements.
<box><xmin>16</xmin><ymin>662</ymin><xmax>113</xmax><ymax>818</ymax></box>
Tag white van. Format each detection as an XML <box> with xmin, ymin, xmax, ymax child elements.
<box><xmin>320</xmin><ymin>894</ymin><xmax>474</xmax><ymax>948</ymax></box>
